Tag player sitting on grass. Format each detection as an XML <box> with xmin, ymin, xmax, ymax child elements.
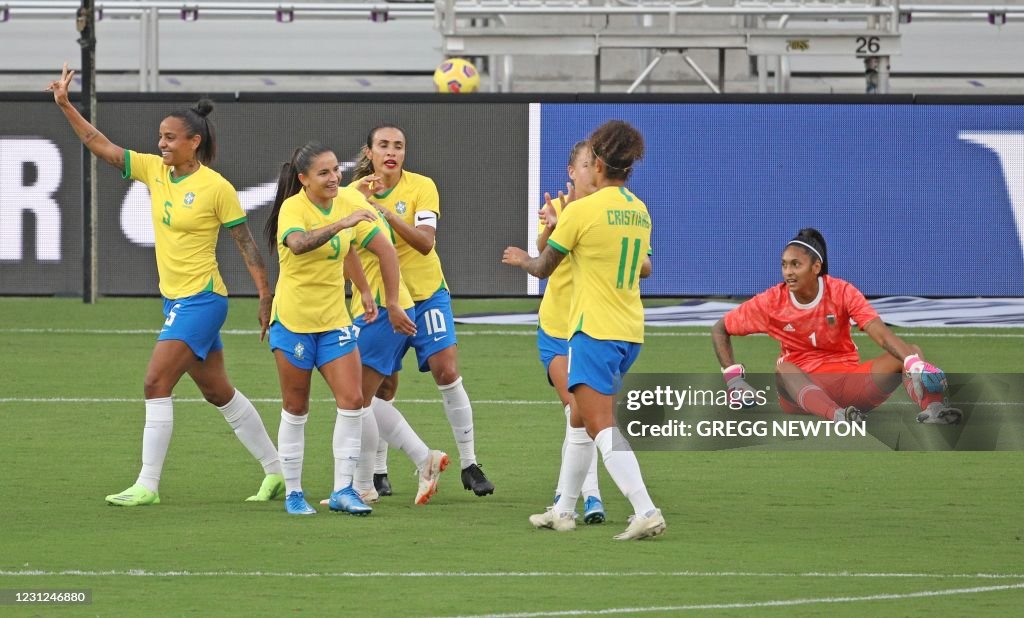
<box><xmin>710</xmin><ymin>228</ymin><xmax>961</xmax><ymax>425</ymax></box>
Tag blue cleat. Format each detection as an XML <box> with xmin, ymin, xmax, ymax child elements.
<box><xmin>284</xmin><ymin>491</ymin><xmax>316</xmax><ymax>515</ymax></box>
<box><xmin>328</xmin><ymin>485</ymin><xmax>372</xmax><ymax>516</ymax></box>
<box><xmin>583</xmin><ymin>496</ymin><xmax>606</xmax><ymax>524</ymax></box>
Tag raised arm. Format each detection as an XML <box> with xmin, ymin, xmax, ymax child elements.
<box><xmin>47</xmin><ymin>63</ymin><xmax>124</xmax><ymax>169</ymax></box>
<box><xmin>229</xmin><ymin>223</ymin><xmax>272</xmax><ymax>340</ymax></box>
<box><xmin>284</xmin><ymin>210</ymin><xmax>376</xmax><ymax>255</ymax></box>
<box><xmin>373</xmin><ymin>201</ymin><xmax>436</xmax><ymax>255</ymax></box>
<box><xmin>502</xmin><ymin>244</ymin><xmax>567</xmax><ymax>280</ymax></box>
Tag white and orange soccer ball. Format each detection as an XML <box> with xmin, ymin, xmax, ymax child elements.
<box><xmin>433</xmin><ymin>58</ymin><xmax>480</xmax><ymax>94</ymax></box>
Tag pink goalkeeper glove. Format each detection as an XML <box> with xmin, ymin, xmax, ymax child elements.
<box><xmin>722</xmin><ymin>363</ymin><xmax>758</xmax><ymax>409</ymax></box>
<box><xmin>903</xmin><ymin>354</ymin><xmax>947</xmax><ymax>398</ymax></box>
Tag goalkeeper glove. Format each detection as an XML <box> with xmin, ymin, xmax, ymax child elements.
<box><xmin>722</xmin><ymin>363</ymin><xmax>759</xmax><ymax>409</ymax></box>
<box><xmin>903</xmin><ymin>354</ymin><xmax>947</xmax><ymax>399</ymax></box>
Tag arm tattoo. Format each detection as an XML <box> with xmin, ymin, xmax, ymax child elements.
<box><xmin>231</xmin><ymin>225</ymin><xmax>267</xmax><ymax>271</ymax></box>
<box><xmin>523</xmin><ymin>247</ymin><xmax>566</xmax><ymax>279</ymax></box>
<box><xmin>288</xmin><ymin>225</ymin><xmax>341</xmax><ymax>255</ymax></box>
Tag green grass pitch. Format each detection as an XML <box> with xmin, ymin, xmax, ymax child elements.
<box><xmin>0</xmin><ymin>297</ymin><xmax>1022</xmax><ymax>616</ymax></box>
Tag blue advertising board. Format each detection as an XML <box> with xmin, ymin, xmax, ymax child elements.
<box><xmin>538</xmin><ymin>103</ymin><xmax>1024</xmax><ymax>296</ymax></box>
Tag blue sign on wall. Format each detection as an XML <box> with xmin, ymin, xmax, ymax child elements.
<box><xmin>538</xmin><ymin>103</ymin><xmax>1024</xmax><ymax>297</ymax></box>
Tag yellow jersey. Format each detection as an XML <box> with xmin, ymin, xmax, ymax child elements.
<box><xmin>547</xmin><ymin>186</ymin><xmax>652</xmax><ymax>343</ymax></box>
<box><xmin>346</xmin><ymin>198</ymin><xmax>416</xmax><ymax>320</ymax></box>
<box><xmin>537</xmin><ymin>199</ymin><xmax>573</xmax><ymax>339</ymax></box>
<box><xmin>271</xmin><ymin>187</ymin><xmax>380</xmax><ymax>333</ymax></box>
<box><xmin>353</xmin><ymin>171</ymin><xmax>447</xmax><ymax>301</ymax></box>
<box><xmin>123</xmin><ymin>150</ymin><xmax>245</xmax><ymax>299</ymax></box>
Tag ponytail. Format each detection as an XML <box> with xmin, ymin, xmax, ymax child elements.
<box><xmin>787</xmin><ymin>227</ymin><xmax>829</xmax><ymax>275</ymax></box>
<box><xmin>264</xmin><ymin>141</ymin><xmax>333</xmax><ymax>252</ymax></box>
<box><xmin>167</xmin><ymin>98</ymin><xmax>217</xmax><ymax>165</ymax></box>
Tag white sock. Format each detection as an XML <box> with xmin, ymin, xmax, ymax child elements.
<box><xmin>581</xmin><ymin>440</ymin><xmax>601</xmax><ymax>501</ymax></box>
<box><xmin>374</xmin><ymin>440</ymin><xmax>389</xmax><ymax>475</ymax></box>
<box><xmin>217</xmin><ymin>389</ymin><xmax>282</xmax><ymax>475</ymax></box>
<box><xmin>554</xmin><ymin>404</ymin><xmax>571</xmax><ymax>498</ymax></box>
<box><xmin>353</xmin><ymin>407</ymin><xmax>378</xmax><ymax>494</ymax></box>
<box><xmin>595</xmin><ymin>427</ymin><xmax>655</xmax><ymax>516</ymax></box>
<box><xmin>554</xmin><ymin>426</ymin><xmax>593</xmax><ymax>516</ymax></box>
<box><xmin>555</xmin><ymin>405</ymin><xmax>600</xmax><ymax>500</ymax></box>
<box><xmin>372</xmin><ymin>397</ymin><xmax>430</xmax><ymax>470</ymax></box>
<box><xmin>278</xmin><ymin>410</ymin><xmax>307</xmax><ymax>495</ymax></box>
<box><xmin>333</xmin><ymin>408</ymin><xmax>363</xmax><ymax>491</ymax></box>
<box><xmin>136</xmin><ymin>397</ymin><xmax>173</xmax><ymax>492</ymax></box>
<box><xmin>439</xmin><ymin>377</ymin><xmax>476</xmax><ymax>469</ymax></box>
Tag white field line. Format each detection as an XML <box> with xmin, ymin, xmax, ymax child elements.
<box><xmin>1</xmin><ymin>569</ymin><xmax>1023</xmax><ymax>579</ymax></box>
<box><xmin>434</xmin><ymin>583</ymin><xmax>1024</xmax><ymax>618</ymax></box>
<box><xmin>1</xmin><ymin>328</ymin><xmax>1022</xmax><ymax>338</ymax></box>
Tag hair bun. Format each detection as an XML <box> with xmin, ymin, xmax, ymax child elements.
<box><xmin>192</xmin><ymin>98</ymin><xmax>214</xmax><ymax>118</ymax></box>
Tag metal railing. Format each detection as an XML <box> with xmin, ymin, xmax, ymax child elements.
<box><xmin>2</xmin><ymin>1</ymin><xmax>1022</xmax><ymax>92</ymax></box>
<box><xmin>0</xmin><ymin>1</ymin><xmax>436</xmax><ymax>90</ymax></box>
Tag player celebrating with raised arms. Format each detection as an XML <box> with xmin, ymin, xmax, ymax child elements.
<box><xmin>711</xmin><ymin>228</ymin><xmax>961</xmax><ymax>425</ymax></box>
<box><xmin>48</xmin><ymin>63</ymin><xmax>284</xmax><ymax>507</ymax></box>
<box><xmin>351</xmin><ymin>124</ymin><xmax>495</xmax><ymax>497</ymax></box>
<box><xmin>504</xmin><ymin>120</ymin><xmax>665</xmax><ymax>541</ymax></box>
<box><xmin>263</xmin><ymin>141</ymin><xmax>414</xmax><ymax>516</ymax></box>
<box><xmin>536</xmin><ymin>141</ymin><xmax>607</xmax><ymax>525</ymax></box>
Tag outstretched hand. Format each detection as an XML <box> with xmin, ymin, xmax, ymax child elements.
<box><xmin>355</xmin><ymin>174</ymin><xmax>382</xmax><ymax>199</ymax></box>
<box><xmin>339</xmin><ymin>209</ymin><xmax>377</xmax><ymax>229</ymax></box>
<box><xmin>46</xmin><ymin>62</ymin><xmax>75</xmax><ymax>106</ymax></box>
<box><xmin>502</xmin><ymin>246</ymin><xmax>530</xmax><ymax>268</ymax></box>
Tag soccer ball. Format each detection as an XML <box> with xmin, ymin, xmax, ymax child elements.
<box><xmin>433</xmin><ymin>58</ymin><xmax>480</xmax><ymax>94</ymax></box>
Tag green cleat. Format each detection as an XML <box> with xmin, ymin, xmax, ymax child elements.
<box><xmin>246</xmin><ymin>473</ymin><xmax>285</xmax><ymax>502</ymax></box>
<box><xmin>106</xmin><ymin>483</ymin><xmax>160</xmax><ymax>506</ymax></box>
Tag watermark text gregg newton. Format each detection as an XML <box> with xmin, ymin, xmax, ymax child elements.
<box><xmin>626</xmin><ymin>419</ymin><xmax>867</xmax><ymax>438</ymax></box>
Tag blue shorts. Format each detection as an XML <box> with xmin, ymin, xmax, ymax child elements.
<box><xmin>355</xmin><ymin>307</ymin><xmax>416</xmax><ymax>377</ymax></box>
<box><xmin>407</xmin><ymin>289</ymin><xmax>458</xmax><ymax>372</ymax></box>
<box><xmin>567</xmin><ymin>332</ymin><xmax>641</xmax><ymax>396</ymax></box>
<box><xmin>269</xmin><ymin>321</ymin><xmax>359</xmax><ymax>371</ymax></box>
<box><xmin>537</xmin><ymin>328</ymin><xmax>569</xmax><ymax>385</ymax></box>
<box><xmin>158</xmin><ymin>291</ymin><xmax>227</xmax><ymax>361</ymax></box>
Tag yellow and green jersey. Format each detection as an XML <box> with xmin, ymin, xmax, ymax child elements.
<box><xmin>271</xmin><ymin>187</ymin><xmax>379</xmax><ymax>333</ymax></box>
<box><xmin>537</xmin><ymin>198</ymin><xmax>573</xmax><ymax>340</ymax></box>
<box><xmin>346</xmin><ymin>197</ymin><xmax>416</xmax><ymax>320</ymax></box>
<box><xmin>547</xmin><ymin>186</ymin><xmax>652</xmax><ymax>344</ymax></box>
<box><xmin>352</xmin><ymin>171</ymin><xmax>447</xmax><ymax>301</ymax></box>
<box><xmin>123</xmin><ymin>150</ymin><xmax>245</xmax><ymax>299</ymax></box>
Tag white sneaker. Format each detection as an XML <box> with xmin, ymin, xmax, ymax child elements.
<box><xmin>613</xmin><ymin>508</ymin><xmax>666</xmax><ymax>541</ymax></box>
<box><xmin>917</xmin><ymin>402</ymin><xmax>963</xmax><ymax>425</ymax></box>
<box><xmin>415</xmin><ymin>450</ymin><xmax>449</xmax><ymax>505</ymax></box>
<box><xmin>529</xmin><ymin>507</ymin><xmax>577</xmax><ymax>532</ymax></box>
